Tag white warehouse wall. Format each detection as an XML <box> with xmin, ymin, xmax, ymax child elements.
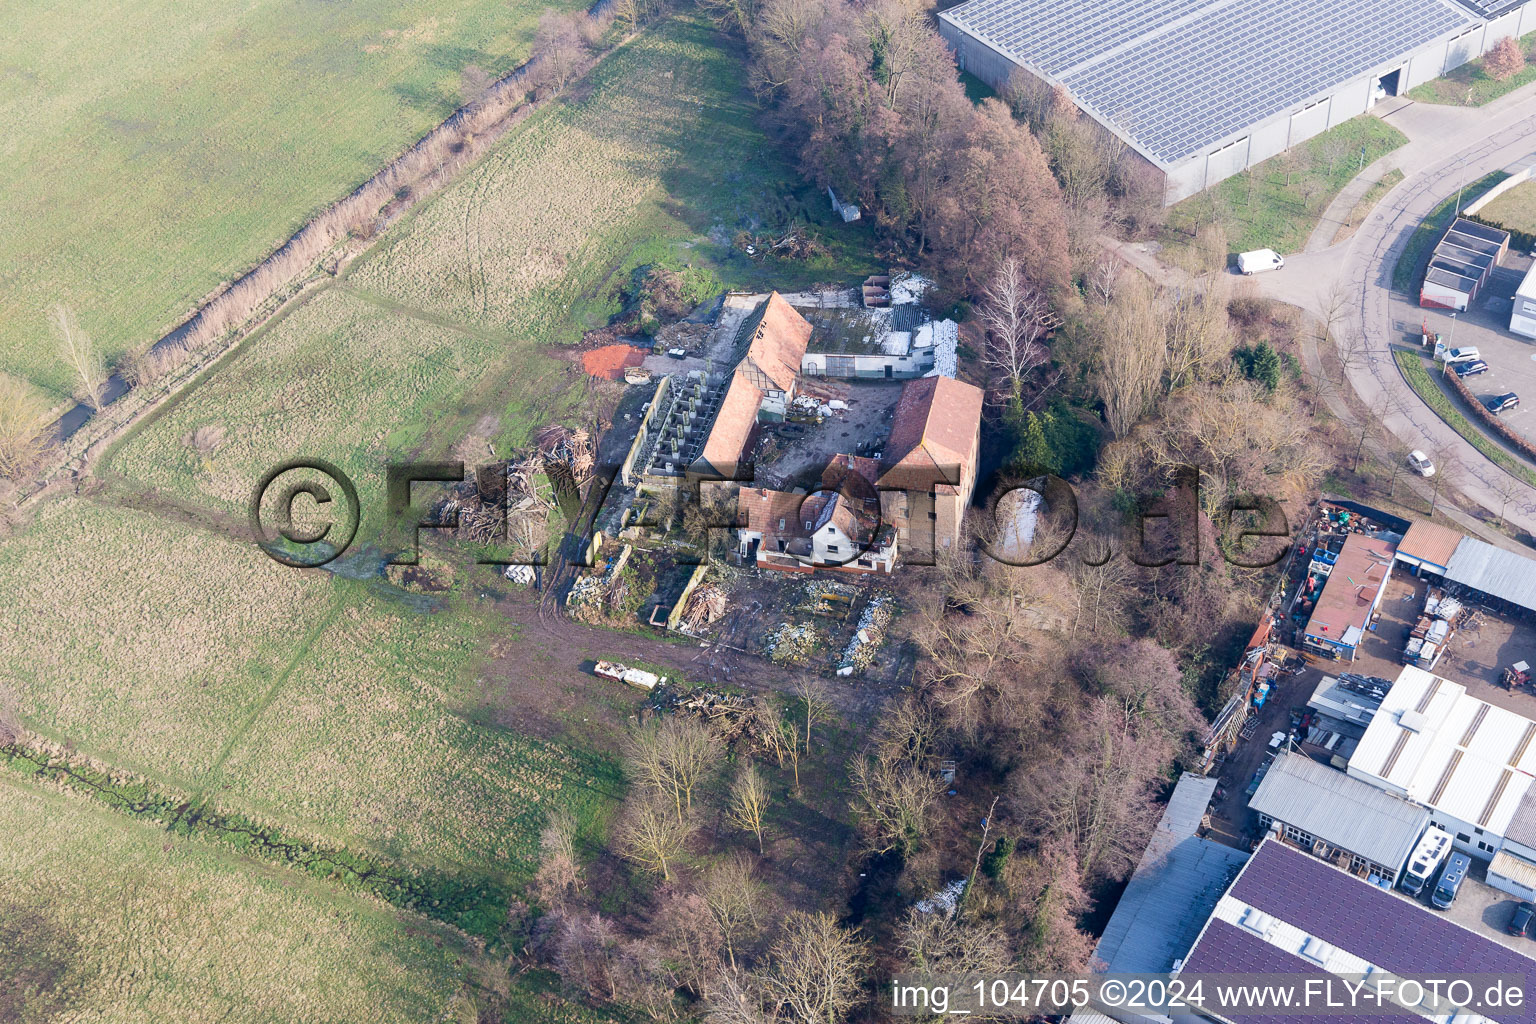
<box><xmin>941</xmin><ymin>10</ymin><xmax>1529</xmax><ymax>209</ymax></box>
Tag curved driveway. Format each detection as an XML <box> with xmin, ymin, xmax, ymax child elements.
<box><xmin>1254</xmin><ymin>101</ymin><xmax>1536</xmax><ymax>539</ymax></box>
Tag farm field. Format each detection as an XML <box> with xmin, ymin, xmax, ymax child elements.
<box><xmin>105</xmin><ymin>16</ymin><xmax>876</xmax><ymax>522</ymax></box>
<box><xmin>0</xmin><ymin>778</ymin><xmax>477</xmax><ymax>1024</ymax></box>
<box><xmin>0</xmin><ymin>495</ymin><xmax>622</xmax><ymax>885</ymax></box>
<box><xmin>0</xmin><ymin>0</ymin><xmax>585</xmax><ymax>400</ymax></box>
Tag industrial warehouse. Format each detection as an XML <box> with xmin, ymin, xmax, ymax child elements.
<box><xmin>938</xmin><ymin>0</ymin><xmax>1536</xmax><ymax>202</ymax></box>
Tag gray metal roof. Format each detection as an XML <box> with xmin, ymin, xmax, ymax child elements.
<box><xmin>1249</xmin><ymin>753</ymin><xmax>1429</xmax><ymax>869</ymax></box>
<box><xmin>940</xmin><ymin>0</ymin><xmax>1473</xmax><ymax>166</ymax></box>
<box><xmin>1093</xmin><ymin>774</ymin><xmax>1249</xmax><ymax>973</ymax></box>
<box><xmin>1445</xmin><ymin>535</ymin><xmax>1536</xmax><ymax>611</ymax></box>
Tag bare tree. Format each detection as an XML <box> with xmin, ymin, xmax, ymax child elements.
<box><xmin>627</xmin><ymin>717</ymin><xmax>724</xmax><ymax>822</ymax></box>
<box><xmin>1493</xmin><ymin>474</ymin><xmax>1525</xmax><ymax>526</ymax></box>
<box><xmin>793</xmin><ymin>675</ymin><xmax>833</xmax><ymax>753</ymax></box>
<box><xmin>531</xmin><ymin>10</ymin><xmax>586</xmax><ymax>91</ymax></box>
<box><xmin>781</xmin><ymin>719</ymin><xmax>803</xmax><ymax>793</ymax></box>
<box><xmin>898</xmin><ymin>909</ymin><xmax>1014</xmax><ymax>998</ymax></box>
<box><xmin>1428</xmin><ymin>445</ymin><xmax>1461</xmax><ymax>518</ymax></box>
<box><xmin>727</xmin><ymin>762</ymin><xmax>770</xmax><ymax>854</ymax></box>
<box><xmin>1096</xmin><ymin>274</ymin><xmax>1166</xmax><ymax>435</ymax></box>
<box><xmin>51</xmin><ymin>304</ymin><xmax>105</xmax><ymax>411</ymax></box>
<box><xmin>978</xmin><ymin>255</ymin><xmax>1050</xmax><ymax>400</ymax></box>
<box><xmin>750</xmin><ymin>700</ymin><xmax>788</xmax><ymax>768</ymax></box>
<box><xmin>849</xmin><ymin>752</ymin><xmax>941</xmax><ymax>857</ymax></box>
<box><xmin>1089</xmin><ymin>254</ymin><xmax>1122</xmax><ymax>309</ymax></box>
<box><xmin>0</xmin><ymin>682</ymin><xmax>20</xmax><ymax>746</ymax></box>
<box><xmin>534</xmin><ymin>807</ymin><xmax>581</xmax><ymax>906</ymax></box>
<box><xmin>701</xmin><ymin>854</ymin><xmax>764</xmax><ymax>971</ymax></box>
<box><xmin>759</xmin><ymin>912</ymin><xmax>870</xmax><ymax>1024</ymax></box>
<box><xmin>651</xmin><ymin>887</ymin><xmax>725</xmax><ymax>996</ymax></box>
<box><xmin>615</xmin><ymin>794</ymin><xmax>695</xmax><ymax>881</ymax></box>
<box><xmin>0</xmin><ymin>374</ymin><xmax>50</xmax><ymax>479</ymax></box>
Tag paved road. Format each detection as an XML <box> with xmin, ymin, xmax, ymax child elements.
<box><xmin>1248</xmin><ymin>95</ymin><xmax>1536</xmax><ymax>539</ymax></box>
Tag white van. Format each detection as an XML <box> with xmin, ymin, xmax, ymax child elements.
<box><xmin>1238</xmin><ymin>249</ymin><xmax>1285</xmax><ymax>275</ymax></box>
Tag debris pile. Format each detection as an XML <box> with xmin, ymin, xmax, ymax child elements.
<box><xmin>837</xmin><ymin>595</ymin><xmax>893</xmax><ymax>676</ymax></box>
<box><xmin>503</xmin><ymin>563</ymin><xmax>536</xmax><ymax>586</ymax></box>
<box><xmin>764</xmin><ymin>621</ymin><xmax>821</xmax><ymax>665</ymax></box>
<box><xmin>913</xmin><ymin>879</ymin><xmax>967</xmax><ymax>917</ymax></box>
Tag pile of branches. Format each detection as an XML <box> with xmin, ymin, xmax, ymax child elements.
<box><xmin>732</xmin><ymin>222</ymin><xmax>825</xmax><ymax>261</ymax></box>
<box><xmin>677</xmin><ymin>583</ymin><xmax>728</xmax><ymax>633</ymax></box>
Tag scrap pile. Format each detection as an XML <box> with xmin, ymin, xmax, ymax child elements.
<box><xmin>837</xmin><ymin>595</ymin><xmax>893</xmax><ymax>676</ymax></box>
<box><xmin>805</xmin><ymin>579</ymin><xmax>859</xmax><ymax>620</ymax></box>
<box><xmin>647</xmin><ymin>686</ymin><xmax>761</xmax><ymax>744</ymax></box>
<box><xmin>535</xmin><ymin>425</ymin><xmax>595</xmax><ymax>487</ymax></box>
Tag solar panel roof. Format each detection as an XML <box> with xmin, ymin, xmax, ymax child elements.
<box><xmin>941</xmin><ymin>0</ymin><xmax>1474</xmax><ymax>165</ymax></box>
<box><xmin>1231</xmin><ymin>842</ymin><xmax>1536</xmax><ymax>987</ymax></box>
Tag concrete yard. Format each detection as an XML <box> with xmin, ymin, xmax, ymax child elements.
<box><xmin>1349</xmin><ymin>570</ymin><xmax>1536</xmax><ymax>715</ymax></box>
<box><xmin>749</xmin><ymin>382</ymin><xmax>904</xmax><ymax>490</ymax></box>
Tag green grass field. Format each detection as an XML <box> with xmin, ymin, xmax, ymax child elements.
<box><xmin>107</xmin><ymin>16</ymin><xmax>876</xmax><ymax>525</ymax></box>
<box><xmin>0</xmin><ymin>0</ymin><xmax>585</xmax><ymax>401</ymax></box>
<box><xmin>1165</xmin><ymin>115</ymin><xmax>1408</xmax><ymax>258</ymax></box>
<box><xmin>1470</xmin><ymin>178</ymin><xmax>1536</xmax><ymax>235</ymax></box>
<box><xmin>0</xmin><ymin>778</ymin><xmax>477</xmax><ymax>1023</ymax></box>
<box><xmin>0</xmin><ymin>14</ymin><xmax>869</xmax><ymax>1006</ymax></box>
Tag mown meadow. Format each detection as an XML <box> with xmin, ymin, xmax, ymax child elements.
<box><xmin>0</xmin><ymin>0</ymin><xmax>585</xmax><ymax>400</ymax></box>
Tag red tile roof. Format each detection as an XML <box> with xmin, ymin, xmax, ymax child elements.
<box><xmin>697</xmin><ymin>374</ymin><xmax>762</xmax><ymax>478</ymax></box>
<box><xmin>878</xmin><ymin>376</ymin><xmax>984</xmax><ymax>491</ymax></box>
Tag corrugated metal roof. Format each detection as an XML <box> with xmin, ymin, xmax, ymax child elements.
<box><xmin>1397</xmin><ymin>519</ymin><xmax>1463</xmax><ymax>569</ymax></box>
<box><xmin>939</xmin><ymin>0</ymin><xmax>1472</xmax><ymax>166</ymax></box>
<box><xmin>1250</xmin><ymin>753</ymin><xmax>1428</xmax><ymax>869</ymax></box>
<box><xmin>1491</xmin><ymin>848</ymin><xmax>1536</xmax><ymax>890</ymax></box>
<box><xmin>1349</xmin><ymin>666</ymin><xmax>1536</xmax><ymax>838</ymax></box>
<box><xmin>1446</xmin><ymin>534</ymin><xmax>1536</xmax><ymax>611</ymax></box>
<box><xmin>1092</xmin><ymin>774</ymin><xmax>1248</xmax><ymax>973</ymax></box>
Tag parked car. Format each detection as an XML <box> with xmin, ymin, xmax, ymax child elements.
<box><xmin>1444</xmin><ymin>346</ymin><xmax>1482</xmax><ymax>365</ymax></box>
<box><xmin>1407</xmin><ymin>450</ymin><xmax>1436</xmax><ymax>477</ymax></box>
<box><xmin>1237</xmin><ymin>249</ymin><xmax>1284</xmax><ymax>275</ymax></box>
<box><xmin>1509</xmin><ymin>901</ymin><xmax>1536</xmax><ymax>937</ymax></box>
<box><xmin>1451</xmin><ymin>359</ymin><xmax>1490</xmax><ymax>376</ymax></box>
<box><xmin>1484</xmin><ymin>392</ymin><xmax>1521</xmax><ymax>414</ymax></box>
<box><xmin>1431</xmin><ymin>851</ymin><xmax>1472</xmax><ymax>909</ymax></box>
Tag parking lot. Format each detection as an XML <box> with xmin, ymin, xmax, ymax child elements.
<box><xmin>1418</xmin><ymin>251</ymin><xmax>1536</xmax><ymax>447</ymax></box>
<box><xmin>1413</xmin><ymin>858</ymin><xmax>1533</xmax><ymax>955</ymax></box>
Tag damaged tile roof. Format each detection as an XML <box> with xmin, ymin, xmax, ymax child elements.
<box><xmin>697</xmin><ymin>374</ymin><xmax>763</xmax><ymax>479</ymax></box>
<box><xmin>739</xmin><ymin>292</ymin><xmax>813</xmax><ymax>393</ymax></box>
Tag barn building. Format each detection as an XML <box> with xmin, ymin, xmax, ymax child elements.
<box><xmin>937</xmin><ymin>0</ymin><xmax>1536</xmax><ymax>204</ymax></box>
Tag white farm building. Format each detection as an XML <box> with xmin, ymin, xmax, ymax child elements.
<box><xmin>938</xmin><ymin>0</ymin><xmax>1536</xmax><ymax>204</ymax></box>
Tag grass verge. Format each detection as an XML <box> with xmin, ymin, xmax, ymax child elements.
<box><xmin>1406</xmin><ymin>34</ymin><xmax>1536</xmax><ymax>107</ymax></box>
<box><xmin>1165</xmin><ymin>115</ymin><xmax>1408</xmax><ymax>256</ymax></box>
<box><xmin>1393</xmin><ymin>348</ymin><xmax>1536</xmax><ymax>487</ymax></box>
<box><xmin>1332</xmin><ymin>168</ymin><xmax>1406</xmax><ymax>246</ymax></box>
<box><xmin>1391</xmin><ymin>171</ymin><xmax>1510</xmax><ymax>291</ymax></box>
<box><xmin>1469</xmin><ymin>178</ymin><xmax>1536</xmax><ymax>236</ymax></box>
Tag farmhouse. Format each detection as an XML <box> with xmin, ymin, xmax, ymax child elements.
<box><xmin>690</xmin><ymin>292</ymin><xmax>814</xmax><ymax>481</ymax></box>
<box><xmin>937</xmin><ymin>0</ymin><xmax>1536</xmax><ymax>203</ymax></box>
<box><xmin>877</xmin><ymin>376</ymin><xmax>985</xmax><ymax>557</ymax></box>
<box><xmin>736</xmin><ymin>468</ymin><xmax>897</xmax><ymax>574</ymax></box>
